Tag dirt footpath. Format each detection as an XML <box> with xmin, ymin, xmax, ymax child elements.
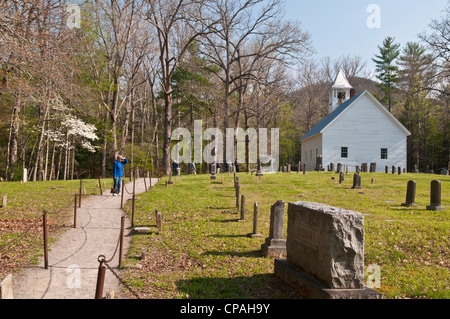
<box><xmin>12</xmin><ymin>177</ymin><xmax>156</xmax><ymax>299</ymax></box>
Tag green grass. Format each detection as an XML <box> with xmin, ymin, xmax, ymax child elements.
<box><xmin>0</xmin><ymin>172</ymin><xmax>448</xmax><ymax>299</ymax></box>
<box><xmin>122</xmin><ymin>171</ymin><xmax>449</xmax><ymax>299</ymax></box>
<box><xmin>0</xmin><ymin>178</ymin><xmax>110</xmax><ymax>279</ymax></box>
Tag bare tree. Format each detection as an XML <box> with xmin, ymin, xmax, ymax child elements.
<box><xmin>199</xmin><ymin>0</ymin><xmax>311</xmax><ymax>162</ymax></box>
<box><xmin>143</xmin><ymin>0</ymin><xmax>215</xmax><ymax>174</ymax></box>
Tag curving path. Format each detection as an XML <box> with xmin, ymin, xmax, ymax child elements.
<box><xmin>12</xmin><ymin>177</ymin><xmax>156</xmax><ymax>299</ymax></box>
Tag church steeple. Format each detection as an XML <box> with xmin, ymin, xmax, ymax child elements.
<box><xmin>329</xmin><ymin>70</ymin><xmax>353</xmax><ymax>114</ymax></box>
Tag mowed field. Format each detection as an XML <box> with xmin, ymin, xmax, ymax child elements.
<box><xmin>120</xmin><ymin>171</ymin><xmax>449</xmax><ymax>299</ymax></box>
<box><xmin>0</xmin><ymin>172</ymin><xmax>448</xmax><ymax>299</ymax></box>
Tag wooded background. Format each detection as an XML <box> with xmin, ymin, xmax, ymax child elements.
<box><xmin>0</xmin><ymin>0</ymin><xmax>448</xmax><ymax>181</ymax></box>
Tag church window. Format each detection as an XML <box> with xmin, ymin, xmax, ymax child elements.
<box><xmin>341</xmin><ymin>147</ymin><xmax>348</xmax><ymax>158</ymax></box>
<box><xmin>381</xmin><ymin>148</ymin><xmax>388</xmax><ymax>159</ymax></box>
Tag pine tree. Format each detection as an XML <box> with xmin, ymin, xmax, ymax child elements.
<box><xmin>372</xmin><ymin>36</ymin><xmax>401</xmax><ymax>112</ymax></box>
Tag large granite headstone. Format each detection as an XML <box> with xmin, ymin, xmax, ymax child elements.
<box><xmin>274</xmin><ymin>201</ymin><xmax>382</xmax><ymax>299</ymax></box>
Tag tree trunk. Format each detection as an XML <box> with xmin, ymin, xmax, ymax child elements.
<box><xmin>162</xmin><ymin>89</ymin><xmax>173</xmax><ymax>176</ymax></box>
<box><xmin>7</xmin><ymin>94</ymin><xmax>21</xmax><ymax>180</ymax></box>
<box><xmin>101</xmin><ymin>110</ymin><xmax>109</xmax><ymax>178</ymax></box>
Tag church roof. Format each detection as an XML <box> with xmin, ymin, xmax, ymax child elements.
<box><xmin>331</xmin><ymin>70</ymin><xmax>353</xmax><ymax>89</ymax></box>
<box><xmin>300</xmin><ymin>91</ymin><xmax>365</xmax><ymax>140</ymax></box>
<box><xmin>300</xmin><ymin>90</ymin><xmax>411</xmax><ymax>141</ymax></box>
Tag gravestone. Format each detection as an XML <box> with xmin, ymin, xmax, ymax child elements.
<box><xmin>168</xmin><ymin>170</ymin><xmax>174</xmax><ymax>184</ymax></box>
<box><xmin>351</xmin><ymin>173</ymin><xmax>362</xmax><ymax>189</ymax></box>
<box><xmin>210</xmin><ymin>163</ymin><xmax>217</xmax><ymax>180</ymax></box>
<box><xmin>401</xmin><ymin>180</ymin><xmax>418</xmax><ymax>207</ymax></box>
<box><xmin>336</xmin><ymin>163</ymin><xmax>343</xmax><ymax>174</ymax></box>
<box><xmin>398</xmin><ymin>167</ymin><xmax>401</xmax><ymax>175</ymax></box>
<box><xmin>274</xmin><ymin>202</ymin><xmax>382</xmax><ymax>299</ymax></box>
<box><xmin>155</xmin><ymin>209</ymin><xmax>162</xmax><ymax>233</ymax></box>
<box><xmin>385</xmin><ymin>166</ymin><xmax>388</xmax><ymax>174</ymax></box>
<box><xmin>330</xmin><ymin>163</ymin><xmax>335</xmax><ymax>172</ymax></box>
<box><xmin>361</xmin><ymin>163</ymin><xmax>368</xmax><ymax>172</ymax></box>
<box><xmin>441</xmin><ymin>169</ymin><xmax>449</xmax><ymax>175</ymax></box>
<box><xmin>339</xmin><ymin>172</ymin><xmax>344</xmax><ymax>184</ymax></box>
<box><xmin>247</xmin><ymin>202</ymin><xmax>262</xmax><ymax>238</ymax></box>
<box><xmin>297</xmin><ymin>162</ymin><xmax>301</xmax><ymax>174</ymax></box>
<box><xmin>303</xmin><ymin>163</ymin><xmax>306</xmax><ymax>174</ymax></box>
<box><xmin>134</xmin><ymin>227</ymin><xmax>152</xmax><ymax>234</ymax></box>
<box><xmin>0</xmin><ymin>274</ymin><xmax>13</xmax><ymax>299</ymax></box>
<box><xmin>315</xmin><ymin>156</ymin><xmax>322</xmax><ymax>171</ymax></box>
<box><xmin>23</xmin><ymin>168</ymin><xmax>28</xmax><ymax>183</ymax></box>
<box><xmin>392</xmin><ymin>166</ymin><xmax>395</xmax><ymax>174</ymax></box>
<box><xmin>288</xmin><ymin>164</ymin><xmax>291</xmax><ymax>173</ymax></box>
<box><xmin>235</xmin><ymin>184</ymin><xmax>240</xmax><ymax>209</ymax></box>
<box><xmin>370</xmin><ymin>163</ymin><xmax>376</xmax><ymax>173</ymax></box>
<box><xmin>256</xmin><ymin>160</ymin><xmax>263</xmax><ymax>176</ymax></box>
<box><xmin>239</xmin><ymin>195</ymin><xmax>246</xmax><ymax>221</ymax></box>
<box><xmin>356</xmin><ymin>165</ymin><xmax>360</xmax><ymax>174</ymax></box>
<box><xmin>426</xmin><ymin>180</ymin><xmax>445</xmax><ymax>211</ymax></box>
<box><xmin>261</xmin><ymin>200</ymin><xmax>286</xmax><ymax>258</ymax></box>
<box><xmin>1</xmin><ymin>196</ymin><xmax>6</xmax><ymax>208</ymax></box>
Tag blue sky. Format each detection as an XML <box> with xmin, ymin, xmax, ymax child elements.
<box><xmin>283</xmin><ymin>0</ymin><xmax>448</xmax><ymax>76</ymax></box>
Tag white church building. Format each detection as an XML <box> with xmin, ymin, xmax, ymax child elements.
<box><xmin>300</xmin><ymin>70</ymin><xmax>410</xmax><ymax>172</ymax></box>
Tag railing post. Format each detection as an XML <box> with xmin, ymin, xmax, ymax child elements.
<box><xmin>119</xmin><ymin>216</ymin><xmax>125</xmax><ymax>268</ymax></box>
<box><xmin>79</xmin><ymin>179</ymin><xmax>82</xmax><ymax>208</ymax></box>
<box><xmin>95</xmin><ymin>258</ymin><xmax>106</xmax><ymax>299</ymax></box>
<box><xmin>74</xmin><ymin>194</ymin><xmax>77</xmax><ymax>228</ymax></box>
<box><xmin>120</xmin><ymin>178</ymin><xmax>125</xmax><ymax>209</ymax></box>
<box><xmin>98</xmin><ymin>176</ymin><xmax>103</xmax><ymax>195</ymax></box>
<box><xmin>43</xmin><ymin>211</ymin><xmax>48</xmax><ymax>270</ymax></box>
<box><xmin>132</xmin><ymin>177</ymin><xmax>136</xmax><ymax>228</ymax></box>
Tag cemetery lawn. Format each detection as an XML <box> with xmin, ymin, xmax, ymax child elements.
<box><xmin>122</xmin><ymin>172</ymin><xmax>449</xmax><ymax>299</ymax></box>
<box><xmin>0</xmin><ymin>179</ymin><xmax>110</xmax><ymax>279</ymax></box>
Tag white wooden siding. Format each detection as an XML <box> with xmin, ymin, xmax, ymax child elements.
<box><xmin>321</xmin><ymin>94</ymin><xmax>407</xmax><ymax>172</ymax></box>
<box><xmin>301</xmin><ymin>134</ymin><xmax>322</xmax><ymax>171</ymax></box>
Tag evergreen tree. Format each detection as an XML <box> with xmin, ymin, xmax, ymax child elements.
<box><xmin>372</xmin><ymin>36</ymin><xmax>401</xmax><ymax>112</ymax></box>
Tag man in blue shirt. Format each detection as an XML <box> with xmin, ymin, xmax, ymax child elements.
<box><xmin>113</xmin><ymin>155</ymin><xmax>128</xmax><ymax>196</ymax></box>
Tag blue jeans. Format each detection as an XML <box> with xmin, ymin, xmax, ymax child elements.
<box><xmin>113</xmin><ymin>176</ymin><xmax>122</xmax><ymax>194</ymax></box>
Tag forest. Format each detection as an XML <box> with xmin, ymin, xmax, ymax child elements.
<box><xmin>0</xmin><ymin>0</ymin><xmax>448</xmax><ymax>181</ymax></box>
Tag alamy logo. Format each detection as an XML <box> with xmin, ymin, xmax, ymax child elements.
<box><xmin>171</xmin><ymin>120</ymin><xmax>279</xmax><ymax>172</ymax></box>
<box><xmin>366</xmin><ymin>4</ymin><xmax>381</xmax><ymax>29</ymax></box>
<box><xmin>66</xmin><ymin>4</ymin><xmax>81</xmax><ymax>29</ymax></box>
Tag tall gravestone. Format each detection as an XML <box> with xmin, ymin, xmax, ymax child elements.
<box><xmin>351</xmin><ymin>173</ymin><xmax>362</xmax><ymax>189</ymax></box>
<box><xmin>274</xmin><ymin>201</ymin><xmax>382</xmax><ymax>299</ymax></box>
<box><xmin>261</xmin><ymin>200</ymin><xmax>286</xmax><ymax>258</ymax></box>
<box><xmin>339</xmin><ymin>172</ymin><xmax>344</xmax><ymax>184</ymax></box>
<box><xmin>247</xmin><ymin>202</ymin><xmax>262</xmax><ymax>238</ymax></box>
<box><xmin>426</xmin><ymin>180</ymin><xmax>445</xmax><ymax>211</ymax></box>
<box><xmin>401</xmin><ymin>180</ymin><xmax>418</xmax><ymax>207</ymax></box>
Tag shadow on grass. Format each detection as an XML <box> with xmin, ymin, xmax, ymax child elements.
<box><xmin>176</xmin><ymin>273</ymin><xmax>303</xmax><ymax>299</ymax></box>
<box><xmin>201</xmin><ymin>249</ymin><xmax>263</xmax><ymax>258</ymax></box>
<box><xmin>210</xmin><ymin>218</ymin><xmax>239</xmax><ymax>223</ymax></box>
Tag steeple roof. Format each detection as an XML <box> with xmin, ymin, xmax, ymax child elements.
<box><xmin>331</xmin><ymin>70</ymin><xmax>353</xmax><ymax>89</ymax></box>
